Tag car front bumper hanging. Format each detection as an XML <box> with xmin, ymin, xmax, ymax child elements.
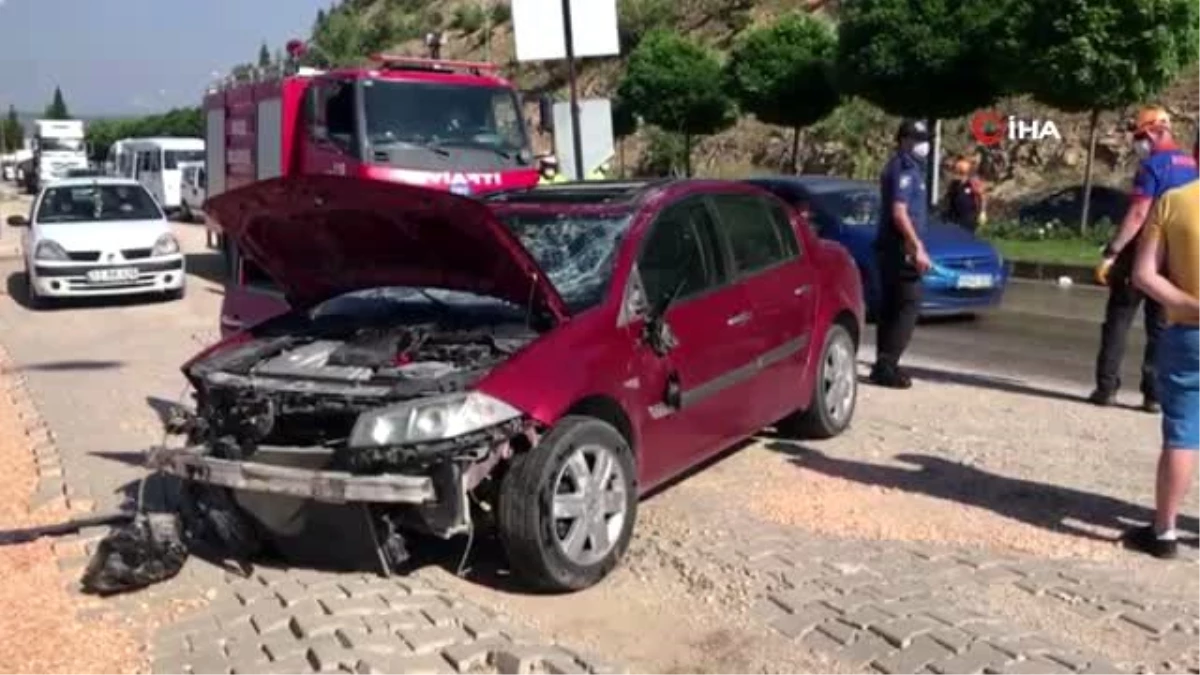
<box><xmin>146</xmin><ymin>445</ymin><xmax>437</xmax><ymax>505</ymax></box>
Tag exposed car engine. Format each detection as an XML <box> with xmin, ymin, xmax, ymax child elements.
<box><xmin>182</xmin><ymin>320</ymin><xmax>535</xmax><ymax>470</ymax></box>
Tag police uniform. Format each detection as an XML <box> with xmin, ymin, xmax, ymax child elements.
<box><xmin>871</xmin><ymin>119</ymin><xmax>930</xmax><ymax>387</ymax></box>
<box><xmin>1093</xmin><ymin>116</ymin><xmax>1199</xmax><ymax>408</ymax></box>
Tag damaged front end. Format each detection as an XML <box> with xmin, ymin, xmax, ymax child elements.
<box><xmin>151</xmin><ymin>316</ymin><xmax>541</xmax><ymax>568</ymax></box>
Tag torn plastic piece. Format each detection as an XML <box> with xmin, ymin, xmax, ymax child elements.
<box><xmin>80</xmin><ymin>512</ymin><xmax>188</xmax><ymax>596</ymax></box>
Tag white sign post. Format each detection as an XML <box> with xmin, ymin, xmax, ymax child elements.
<box><xmin>512</xmin><ymin>0</ymin><xmax>619</xmax><ymax>181</ymax></box>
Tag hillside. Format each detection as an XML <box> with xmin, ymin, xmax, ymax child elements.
<box><xmin>307</xmin><ymin>0</ymin><xmax>1199</xmax><ymax>210</ymax></box>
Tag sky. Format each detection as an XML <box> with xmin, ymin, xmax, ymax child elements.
<box><xmin>0</xmin><ymin>0</ymin><xmax>331</xmax><ymax>116</ymax></box>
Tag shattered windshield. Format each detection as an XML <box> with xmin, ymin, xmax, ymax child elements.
<box><xmin>498</xmin><ymin>210</ymin><xmax>633</xmax><ymax>314</ymax></box>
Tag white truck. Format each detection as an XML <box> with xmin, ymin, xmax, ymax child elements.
<box><xmin>24</xmin><ymin>119</ymin><xmax>89</xmax><ymax>194</ymax></box>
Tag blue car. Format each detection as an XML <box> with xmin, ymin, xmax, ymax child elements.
<box><xmin>747</xmin><ymin>175</ymin><xmax>1008</xmax><ymax>318</ymax></box>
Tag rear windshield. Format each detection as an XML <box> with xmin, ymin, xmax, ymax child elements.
<box><xmin>811</xmin><ymin>188</ymin><xmax>880</xmax><ymax>227</ymax></box>
<box><xmin>35</xmin><ymin>184</ymin><xmax>163</xmax><ymax>223</ymax></box>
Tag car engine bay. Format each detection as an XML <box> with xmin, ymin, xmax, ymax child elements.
<box><xmin>180</xmin><ymin>318</ymin><xmax>536</xmax><ymax>471</ymax></box>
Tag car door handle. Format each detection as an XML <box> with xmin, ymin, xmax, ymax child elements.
<box><xmin>726</xmin><ymin>311</ymin><xmax>753</xmax><ymax>327</ymax></box>
<box><xmin>794</xmin><ymin>284</ymin><xmax>812</xmax><ymax>296</ymax></box>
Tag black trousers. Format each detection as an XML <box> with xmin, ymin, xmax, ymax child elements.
<box><xmin>1095</xmin><ymin>254</ymin><xmax>1165</xmax><ymax>399</ymax></box>
<box><xmin>874</xmin><ymin>253</ymin><xmax>923</xmax><ymax>370</ymax></box>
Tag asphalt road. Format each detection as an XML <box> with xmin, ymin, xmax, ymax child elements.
<box><xmin>864</xmin><ymin>279</ymin><xmax>1150</xmax><ymax>397</ymax></box>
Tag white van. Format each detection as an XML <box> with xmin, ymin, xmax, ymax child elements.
<box><xmin>124</xmin><ymin>138</ymin><xmax>205</xmax><ymax>214</ymax></box>
<box><xmin>179</xmin><ymin>163</ymin><xmax>207</xmax><ymax>222</ymax></box>
<box><xmin>106</xmin><ymin>139</ymin><xmax>137</xmax><ymax>178</ymax></box>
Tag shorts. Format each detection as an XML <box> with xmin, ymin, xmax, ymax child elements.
<box><xmin>1158</xmin><ymin>324</ymin><xmax>1200</xmax><ymax>450</ymax></box>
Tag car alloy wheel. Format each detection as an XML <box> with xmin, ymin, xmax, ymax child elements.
<box><xmin>822</xmin><ymin>332</ymin><xmax>857</xmax><ymax>428</ymax></box>
<box><xmin>498</xmin><ymin>415</ymin><xmax>637</xmax><ymax>592</ymax></box>
<box><xmin>779</xmin><ymin>323</ymin><xmax>857</xmax><ymax>439</ymax></box>
<box><xmin>549</xmin><ymin>443</ymin><xmax>629</xmax><ymax>567</ymax></box>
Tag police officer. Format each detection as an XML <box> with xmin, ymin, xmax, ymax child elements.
<box><xmin>870</xmin><ymin>119</ymin><xmax>933</xmax><ymax>389</ymax></box>
<box><xmin>1089</xmin><ymin>106</ymin><xmax>1198</xmax><ymax>411</ymax></box>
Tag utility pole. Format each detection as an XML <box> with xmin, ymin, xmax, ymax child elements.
<box><xmin>560</xmin><ymin>0</ymin><xmax>585</xmax><ymax>180</ymax></box>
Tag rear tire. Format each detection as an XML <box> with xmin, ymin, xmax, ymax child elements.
<box><xmin>497</xmin><ymin>416</ymin><xmax>637</xmax><ymax>592</ymax></box>
<box><xmin>780</xmin><ymin>323</ymin><xmax>858</xmax><ymax>439</ymax></box>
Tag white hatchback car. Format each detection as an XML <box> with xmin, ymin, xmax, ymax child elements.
<box><xmin>8</xmin><ymin>177</ymin><xmax>186</xmax><ymax>308</ymax></box>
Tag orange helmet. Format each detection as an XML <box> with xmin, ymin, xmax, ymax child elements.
<box><xmin>1129</xmin><ymin>106</ymin><xmax>1171</xmax><ymax>135</ymax></box>
<box><xmin>953</xmin><ymin>158</ymin><xmax>972</xmax><ymax>176</ymax></box>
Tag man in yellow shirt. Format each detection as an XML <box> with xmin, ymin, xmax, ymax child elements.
<box><xmin>1128</xmin><ymin>139</ymin><xmax>1200</xmax><ymax>559</ymax></box>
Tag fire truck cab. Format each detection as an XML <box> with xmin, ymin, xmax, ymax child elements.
<box><xmin>203</xmin><ymin>53</ymin><xmax>541</xmax><ymax>336</ymax></box>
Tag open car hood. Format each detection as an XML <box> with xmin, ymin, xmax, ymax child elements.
<box><xmin>205</xmin><ymin>175</ymin><xmax>569</xmax><ymax>322</ymax></box>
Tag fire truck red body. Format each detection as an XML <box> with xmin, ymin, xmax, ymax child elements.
<box><xmin>201</xmin><ymin>54</ymin><xmax>539</xmax><ymax>215</ymax></box>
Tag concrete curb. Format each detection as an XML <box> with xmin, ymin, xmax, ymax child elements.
<box><xmin>1009</xmin><ymin>261</ymin><xmax>1096</xmax><ymax>285</ymax></box>
<box><xmin>0</xmin><ymin>342</ymin><xmax>93</xmax><ymax>514</ymax></box>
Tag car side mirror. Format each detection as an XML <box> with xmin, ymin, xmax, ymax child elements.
<box><xmin>642</xmin><ymin>312</ymin><xmax>678</xmax><ymax>357</ymax></box>
<box><xmin>6</xmin><ymin>215</ymin><xmax>28</xmax><ymax>227</ymax></box>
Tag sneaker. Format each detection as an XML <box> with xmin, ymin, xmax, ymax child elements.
<box><xmin>1142</xmin><ymin>397</ymin><xmax>1161</xmax><ymax>414</ymax></box>
<box><xmin>869</xmin><ymin>365</ymin><xmax>912</xmax><ymax>389</ymax></box>
<box><xmin>1121</xmin><ymin>525</ymin><xmax>1179</xmax><ymax>559</ymax></box>
<box><xmin>1087</xmin><ymin>389</ymin><xmax>1115</xmax><ymax>406</ymax></box>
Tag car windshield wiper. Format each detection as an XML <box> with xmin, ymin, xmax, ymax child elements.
<box><xmin>371</xmin><ymin>138</ymin><xmax>451</xmax><ymax>158</ymax></box>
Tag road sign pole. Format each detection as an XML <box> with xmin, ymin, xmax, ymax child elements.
<box><xmin>560</xmin><ymin>0</ymin><xmax>585</xmax><ymax>181</ymax></box>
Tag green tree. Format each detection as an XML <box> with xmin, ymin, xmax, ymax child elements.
<box><xmin>1002</xmin><ymin>0</ymin><xmax>1199</xmax><ymax>233</ymax></box>
<box><xmin>837</xmin><ymin>0</ymin><xmax>1011</xmax><ymax>119</ymax></box>
<box><xmin>308</xmin><ymin>8</ymin><xmax>369</xmax><ymax>67</ymax></box>
<box><xmin>726</xmin><ymin>13</ymin><xmax>840</xmax><ymax>173</ymax></box>
<box><xmin>258</xmin><ymin>42</ymin><xmax>272</xmax><ymax>68</ymax></box>
<box><xmin>43</xmin><ymin>86</ymin><xmax>71</xmax><ymax>120</ymax></box>
<box><xmin>2</xmin><ymin>105</ymin><xmax>22</xmax><ymax>153</ymax></box>
<box><xmin>617</xmin><ymin>0</ymin><xmax>678</xmax><ymax>52</ymax></box>
<box><xmin>617</xmin><ymin>30</ymin><xmax>736</xmax><ymax>176</ymax></box>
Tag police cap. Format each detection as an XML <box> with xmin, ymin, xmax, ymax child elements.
<box><xmin>896</xmin><ymin>119</ymin><xmax>930</xmax><ymax>142</ymax></box>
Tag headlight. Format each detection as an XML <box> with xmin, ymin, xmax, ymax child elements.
<box><xmin>349</xmin><ymin>392</ymin><xmax>522</xmax><ymax>447</ymax></box>
<box><xmin>152</xmin><ymin>233</ymin><xmax>180</xmax><ymax>256</ymax></box>
<box><xmin>34</xmin><ymin>240</ymin><xmax>69</xmax><ymax>261</ymax></box>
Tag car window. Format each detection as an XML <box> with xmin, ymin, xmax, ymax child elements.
<box><xmin>638</xmin><ymin>198</ymin><xmax>726</xmax><ymax>309</ymax></box>
<box><xmin>710</xmin><ymin>194</ymin><xmax>791</xmax><ymax>275</ymax></box>
<box><xmin>766</xmin><ymin>200</ymin><xmax>801</xmax><ymax>257</ymax></box>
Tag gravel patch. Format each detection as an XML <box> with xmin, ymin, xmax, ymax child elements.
<box><xmin>0</xmin><ymin>355</ymin><xmax>144</xmax><ymax>673</ymax></box>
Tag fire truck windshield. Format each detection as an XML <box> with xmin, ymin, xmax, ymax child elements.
<box><xmin>361</xmin><ymin>79</ymin><xmax>530</xmax><ymax>170</ymax></box>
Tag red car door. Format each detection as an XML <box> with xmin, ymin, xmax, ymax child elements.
<box><xmin>628</xmin><ymin>196</ymin><xmax>765</xmax><ymax>486</ymax></box>
<box><xmin>709</xmin><ymin>193</ymin><xmax>818</xmax><ymax>425</ymax></box>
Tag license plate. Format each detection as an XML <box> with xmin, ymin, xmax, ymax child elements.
<box><xmin>86</xmin><ymin>267</ymin><xmax>138</xmax><ymax>283</ymax></box>
<box><xmin>956</xmin><ymin>273</ymin><xmax>994</xmax><ymax>289</ymax></box>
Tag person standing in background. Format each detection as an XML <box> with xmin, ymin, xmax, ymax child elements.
<box><xmin>1090</xmin><ymin>106</ymin><xmax>1197</xmax><ymax>412</ymax></box>
<box><xmin>943</xmin><ymin>157</ymin><xmax>986</xmax><ymax>232</ymax></box>
<box><xmin>1125</xmin><ymin>138</ymin><xmax>1200</xmax><ymax>559</ymax></box>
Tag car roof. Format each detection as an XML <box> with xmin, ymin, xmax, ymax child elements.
<box><xmin>483</xmin><ymin>179</ymin><xmax>674</xmax><ymax>207</ymax></box>
<box><xmin>747</xmin><ymin>174</ymin><xmax>874</xmax><ymax>194</ymax></box>
<box><xmin>43</xmin><ymin>176</ymin><xmax>142</xmax><ymax>189</ymax></box>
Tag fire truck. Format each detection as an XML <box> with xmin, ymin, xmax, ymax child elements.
<box><xmin>202</xmin><ymin>51</ymin><xmax>539</xmax><ymax>211</ymax></box>
<box><xmin>202</xmin><ymin>49</ymin><xmax>542</xmax><ymax>335</ymax></box>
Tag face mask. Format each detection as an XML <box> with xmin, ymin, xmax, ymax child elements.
<box><xmin>911</xmin><ymin>141</ymin><xmax>931</xmax><ymax>159</ymax></box>
<box><xmin>1133</xmin><ymin>139</ymin><xmax>1153</xmax><ymax>158</ymax></box>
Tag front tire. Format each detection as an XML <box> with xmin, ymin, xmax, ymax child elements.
<box><xmin>781</xmin><ymin>323</ymin><xmax>858</xmax><ymax>439</ymax></box>
<box><xmin>498</xmin><ymin>416</ymin><xmax>637</xmax><ymax>592</ymax></box>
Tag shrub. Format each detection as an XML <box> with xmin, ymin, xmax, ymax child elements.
<box><xmin>450</xmin><ymin>4</ymin><xmax>487</xmax><ymax>33</ymax></box>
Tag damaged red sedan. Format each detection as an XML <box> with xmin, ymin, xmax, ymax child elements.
<box><xmin>153</xmin><ymin>175</ymin><xmax>864</xmax><ymax>592</ymax></box>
